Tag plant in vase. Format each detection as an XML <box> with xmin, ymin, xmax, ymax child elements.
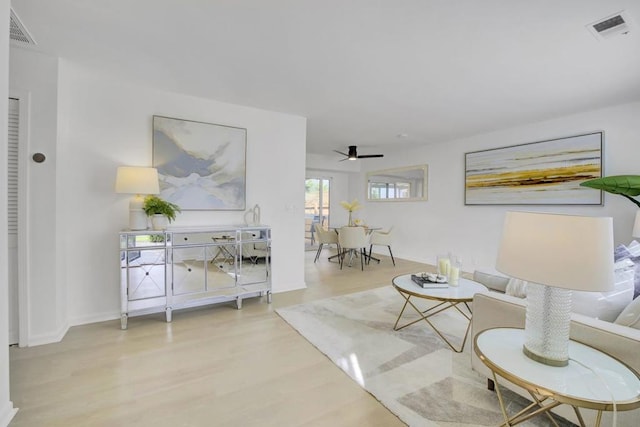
<box><xmin>142</xmin><ymin>195</ymin><xmax>181</xmax><ymax>230</ymax></box>
<box><xmin>340</xmin><ymin>198</ymin><xmax>361</xmax><ymax>226</ymax></box>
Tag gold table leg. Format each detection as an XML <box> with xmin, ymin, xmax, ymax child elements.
<box><xmin>392</xmin><ymin>289</ymin><xmax>472</xmax><ymax>353</ymax></box>
<box><xmin>491</xmin><ymin>372</ymin><xmax>572</xmax><ymax>427</ymax></box>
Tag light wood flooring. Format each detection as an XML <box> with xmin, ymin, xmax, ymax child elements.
<box><xmin>9</xmin><ymin>249</ymin><xmax>433</xmax><ymax>426</ymax></box>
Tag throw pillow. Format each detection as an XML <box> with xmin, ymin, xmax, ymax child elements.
<box><xmin>614</xmin><ymin>296</ymin><xmax>640</xmax><ymax>329</ymax></box>
<box><xmin>506</xmin><ymin>278</ymin><xmax>527</xmax><ymax>298</ymax></box>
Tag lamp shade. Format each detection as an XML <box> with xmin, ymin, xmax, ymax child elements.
<box><xmin>496</xmin><ymin>211</ymin><xmax>614</xmax><ymax>292</ymax></box>
<box><xmin>633</xmin><ymin>210</ymin><xmax>640</xmax><ymax>238</ymax></box>
<box><xmin>115</xmin><ymin>166</ymin><xmax>160</xmax><ymax>195</ymax></box>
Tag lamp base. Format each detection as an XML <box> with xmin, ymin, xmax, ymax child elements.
<box><xmin>129</xmin><ymin>195</ymin><xmax>148</xmax><ymax>230</ymax></box>
<box><xmin>523</xmin><ymin>283</ymin><xmax>572</xmax><ymax>367</ymax></box>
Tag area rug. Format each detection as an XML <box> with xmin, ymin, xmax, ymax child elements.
<box><xmin>276</xmin><ymin>286</ymin><xmax>575</xmax><ymax>427</ymax></box>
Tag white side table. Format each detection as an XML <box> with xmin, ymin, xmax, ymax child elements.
<box><xmin>474</xmin><ymin>328</ymin><xmax>640</xmax><ymax>426</ymax></box>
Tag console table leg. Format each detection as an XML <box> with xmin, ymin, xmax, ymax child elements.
<box><xmin>165</xmin><ymin>307</ymin><xmax>172</xmax><ymax>322</ymax></box>
<box><xmin>121</xmin><ymin>314</ymin><xmax>128</xmax><ymax>330</ymax></box>
<box><xmin>236</xmin><ymin>297</ymin><xmax>243</xmax><ymax>310</ymax></box>
<box><xmin>267</xmin><ymin>291</ymin><xmax>272</xmax><ymax>304</ymax></box>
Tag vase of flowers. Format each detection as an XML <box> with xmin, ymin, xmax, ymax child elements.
<box><xmin>340</xmin><ymin>198</ymin><xmax>361</xmax><ymax>226</ymax></box>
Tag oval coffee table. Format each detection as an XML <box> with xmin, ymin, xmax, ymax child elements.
<box><xmin>392</xmin><ymin>274</ymin><xmax>488</xmax><ymax>353</ymax></box>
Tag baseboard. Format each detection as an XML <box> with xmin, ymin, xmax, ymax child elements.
<box><xmin>273</xmin><ymin>282</ymin><xmax>306</xmax><ymax>293</ymax></box>
<box><xmin>0</xmin><ymin>401</ymin><xmax>18</xmax><ymax>427</ymax></box>
<box><xmin>27</xmin><ymin>320</ymin><xmax>70</xmax><ymax>347</ymax></box>
<box><xmin>68</xmin><ymin>311</ymin><xmax>120</xmax><ymax>328</ymax></box>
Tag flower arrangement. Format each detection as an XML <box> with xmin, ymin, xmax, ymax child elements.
<box><xmin>340</xmin><ymin>198</ymin><xmax>362</xmax><ymax>226</ymax></box>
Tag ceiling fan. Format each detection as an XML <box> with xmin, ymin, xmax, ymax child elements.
<box><xmin>334</xmin><ymin>145</ymin><xmax>384</xmax><ymax>161</ymax></box>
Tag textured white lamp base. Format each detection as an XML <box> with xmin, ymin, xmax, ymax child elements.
<box><xmin>523</xmin><ymin>283</ymin><xmax>572</xmax><ymax>367</ymax></box>
<box><xmin>128</xmin><ymin>195</ymin><xmax>148</xmax><ymax>230</ymax></box>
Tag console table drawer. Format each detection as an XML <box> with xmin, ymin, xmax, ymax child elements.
<box><xmin>172</xmin><ymin>232</ymin><xmax>228</xmax><ymax>246</ymax></box>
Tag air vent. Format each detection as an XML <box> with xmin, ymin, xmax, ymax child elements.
<box><xmin>10</xmin><ymin>9</ymin><xmax>36</xmax><ymax>45</ymax></box>
<box><xmin>587</xmin><ymin>10</ymin><xmax>633</xmax><ymax>40</ymax></box>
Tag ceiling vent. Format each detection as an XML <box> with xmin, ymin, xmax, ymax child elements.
<box><xmin>10</xmin><ymin>9</ymin><xmax>36</xmax><ymax>45</ymax></box>
<box><xmin>587</xmin><ymin>10</ymin><xmax>633</xmax><ymax>40</ymax></box>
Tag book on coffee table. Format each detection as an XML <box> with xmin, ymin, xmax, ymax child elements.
<box><xmin>411</xmin><ymin>274</ymin><xmax>449</xmax><ymax>289</ymax></box>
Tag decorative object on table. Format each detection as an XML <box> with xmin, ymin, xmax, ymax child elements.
<box><xmin>142</xmin><ymin>195</ymin><xmax>181</xmax><ymax>230</ymax></box>
<box><xmin>449</xmin><ymin>257</ymin><xmax>462</xmax><ymax>286</ymax></box>
<box><xmin>496</xmin><ymin>211</ymin><xmax>614</xmax><ymax>367</ymax></box>
<box><xmin>465</xmin><ymin>131</ymin><xmax>603</xmax><ymax>205</ymax></box>
<box><xmin>437</xmin><ymin>253</ymin><xmax>451</xmax><ymax>277</ymax></box>
<box><xmin>244</xmin><ymin>204</ymin><xmax>261</xmax><ymax>226</ymax></box>
<box><xmin>340</xmin><ymin>198</ymin><xmax>361</xmax><ymax>226</ymax></box>
<box><xmin>411</xmin><ymin>272</ymin><xmax>448</xmax><ymax>288</ymax></box>
<box><xmin>115</xmin><ymin>166</ymin><xmax>160</xmax><ymax>230</ymax></box>
<box><xmin>152</xmin><ymin>115</ymin><xmax>246</xmax><ymax>211</ymax></box>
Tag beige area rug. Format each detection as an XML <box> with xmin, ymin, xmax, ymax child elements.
<box><xmin>276</xmin><ymin>286</ymin><xmax>576</xmax><ymax>427</ymax></box>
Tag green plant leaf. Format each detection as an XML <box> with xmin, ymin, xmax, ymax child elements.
<box><xmin>580</xmin><ymin>175</ymin><xmax>640</xmax><ymax>208</ymax></box>
<box><xmin>580</xmin><ymin>175</ymin><xmax>640</xmax><ymax>196</ymax></box>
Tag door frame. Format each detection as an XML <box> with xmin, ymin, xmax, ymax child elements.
<box><xmin>304</xmin><ymin>175</ymin><xmax>332</xmax><ymax>228</ymax></box>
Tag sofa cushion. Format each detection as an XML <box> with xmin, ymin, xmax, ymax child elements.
<box><xmin>473</xmin><ymin>269</ymin><xmax>509</xmax><ymax>293</ymax></box>
<box><xmin>615</xmin><ymin>296</ymin><xmax>640</xmax><ymax>329</ymax></box>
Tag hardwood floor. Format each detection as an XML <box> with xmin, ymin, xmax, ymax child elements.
<box><xmin>9</xmin><ymin>249</ymin><xmax>432</xmax><ymax>426</ymax></box>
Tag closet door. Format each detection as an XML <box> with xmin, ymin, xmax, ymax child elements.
<box><xmin>7</xmin><ymin>97</ymin><xmax>19</xmax><ymax>345</ymax></box>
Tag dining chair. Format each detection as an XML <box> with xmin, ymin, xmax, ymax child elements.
<box><xmin>369</xmin><ymin>227</ymin><xmax>395</xmax><ymax>266</ymax></box>
<box><xmin>338</xmin><ymin>226</ymin><xmax>369</xmax><ymax>270</ymax></box>
<box><xmin>314</xmin><ymin>227</ymin><xmax>340</xmax><ymax>263</ymax></box>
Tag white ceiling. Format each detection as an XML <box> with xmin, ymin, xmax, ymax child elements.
<box><xmin>11</xmin><ymin>0</ymin><xmax>640</xmax><ymax>156</ymax></box>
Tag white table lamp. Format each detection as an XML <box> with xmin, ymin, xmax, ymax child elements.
<box><xmin>496</xmin><ymin>211</ymin><xmax>614</xmax><ymax>366</ymax></box>
<box><xmin>115</xmin><ymin>166</ymin><xmax>160</xmax><ymax>230</ymax></box>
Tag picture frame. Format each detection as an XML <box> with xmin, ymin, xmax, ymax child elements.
<box><xmin>464</xmin><ymin>132</ymin><xmax>603</xmax><ymax>205</ymax></box>
<box><xmin>152</xmin><ymin>115</ymin><xmax>247</xmax><ymax>210</ymax></box>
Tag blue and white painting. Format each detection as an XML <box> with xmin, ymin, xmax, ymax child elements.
<box><xmin>153</xmin><ymin>116</ymin><xmax>246</xmax><ymax>210</ymax></box>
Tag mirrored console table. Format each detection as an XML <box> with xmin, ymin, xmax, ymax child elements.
<box><xmin>119</xmin><ymin>225</ymin><xmax>271</xmax><ymax>329</ymax></box>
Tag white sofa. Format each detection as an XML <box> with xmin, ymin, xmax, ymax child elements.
<box><xmin>471</xmin><ymin>290</ymin><xmax>640</xmax><ymax>426</ymax></box>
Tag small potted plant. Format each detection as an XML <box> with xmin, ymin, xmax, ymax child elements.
<box><xmin>142</xmin><ymin>195</ymin><xmax>181</xmax><ymax>230</ymax></box>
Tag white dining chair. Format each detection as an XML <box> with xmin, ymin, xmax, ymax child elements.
<box><xmin>314</xmin><ymin>227</ymin><xmax>340</xmax><ymax>263</ymax></box>
<box><xmin>369</xmin><ymin>227</ymin><xmax>395</xmax><ymax>266</ymax></box>
<box><xmin>338</xmin><ymin>226</ymin><xmax>369</xmax><ymax>270</ymax></box>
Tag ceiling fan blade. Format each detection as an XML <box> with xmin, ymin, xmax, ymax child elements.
<box><xmin>357</xmin><ymin>154</ymin><xmax>384</xmax><ymax>158</ymax></box>
<box><xmin>333</xmin><ymin>150</ymin><xmax>348</xmax><ymax>157</ymax></box>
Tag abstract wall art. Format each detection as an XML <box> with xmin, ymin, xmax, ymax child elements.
<box><xmin>153</xmin><ymin>116</ymin><xmax>246</xmax><ymax>210</ymax></box>
<box><xmin>464</xmin><ymin>132</ymin><xmax>603</xmax><ymax>205</ymax></box>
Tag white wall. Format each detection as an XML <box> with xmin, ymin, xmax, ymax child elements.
<box><xmin>1</xmin><ymin>0</ymin><xmax>17</xmax><ymax>424</ymax></box>
<box><xmin>57</xmin><ymin>61</ymin><xmax>307</xmax><ymax>326</ymax></box>
<box><xmin>9</xmin><ymin>49</ymin><xmax>306</xmax><ymax>343</ymax></box>
<box><xmin>356</xmin><ymin>102</ymin><xmax>640</xmax><ymax>272</ymax></box>
<box><xmin>9</xmin><ymin>48</ymin><xmax>63</xmax><ymax>345</ymax></box>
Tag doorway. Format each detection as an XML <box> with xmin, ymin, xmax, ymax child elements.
<box><xmin>304</xmin><ymin>177</ymin><xmax>331</xmax><ymax>249</ymax></box>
